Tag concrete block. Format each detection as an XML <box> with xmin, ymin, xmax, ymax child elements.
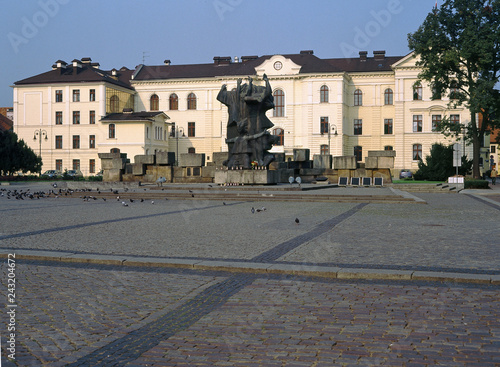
<box><xmin>155</xmin><ymin>151</ymin><xmax>175</xmax><ymax>165</ymax></box>
<box><xmin>134</xmin><ymin>155</ymin><xmax>155</xmax><ymax>165</ymax></box>
<box><xmin>102</xmin><ymin>158</ymin><xmax>126</xmax><ymax>170</ymax></box>
<box><xmin>131</xmin><ymin>163</ymin><xmax>145</xmax><ymax>175</ymax></box>
<box><xmin>313</xmin><ymin>154</ymin><xmax>332</xmax><ymax>169</ymax></box>
<box><xmin>365</xmin><ymin>156</ymin><xmax>378</xmax><ymax>169</ymax></box>
<box><xmin>215</xmin><ymin>169</ymin><xmax>278</xmax><ymax>184</ymax></box>
<box><xmin>98</xmin><ymin>153</ymin><xmax>121</xmax><ymax>159</ymax></box>
<box><xmin>212</xmin><ymin>152</ymin><xmax>228</xmax><ymax>166</ymax></box>
<box><xmin>337</xmin><ymin>169</ymin><xmax>352</xmax><ymax>178</ymax></box>
<box><xmin>293</xmin><ymin>149</ymin><xmax>310</xmax><ymax>162</ymax></box>
<box><xmin>103</xmin><ymin>169</ymin><xmax>122</xmax><ymax>182</ymax></box>
<box><xmin>180</xmin><ymin>153</ymin><xmax>205</xmax><ymax>167</ymax></box>
<box><xmin>333</xmin><ymin>156</ymin><xmax>357</xmax><ymax>170</ymax></box>
<box><xmin>202</xmin><ymin>165</ymin><xmax>215</xmax><ymax>178</ymax></box>
<box><xmin>378</xmin><ymin>156</ymin><xmax>394</xmax><ymax>169</ymax></box>
<box><xmin>368</xmin><ymin>150</ymin><xmax>396</xmax><ymax>157</ymax></box>
<box><xmin>299</xmin><ymin>168</ymin><xmax>324</xmax><ymax>176</ymax></box>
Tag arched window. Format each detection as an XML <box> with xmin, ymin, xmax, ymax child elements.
<box><xmin>320</xmin><ymin>144</ymin><xmax>329</xmax><ymax>155</ymax></box>
<box><xmin>384</xmin><ymin>146</ymin><xmax>393</xmax><ymax>151</ymax></box>
<box><xmin>110</xmin><ymin>95</ymin><xmax>119</xmax><ymax>113</ymax></box>
<box><xmin>150</xmin><ymin>94</ymin><xmax>159</xmax><ymax>111</ymax></box>
<box><xmin>354</xmin><ymin>89</ymin><xmax>362</xmax><ymax>106</ymax></box>
<box><xmin>413</xmin><ymin>82</ymin><xmax>422</xmax><ymax>100</ymax></box>
<box><xmin>320</xmin><ymin>85</ymin><xmax>329</xmax><ymax>103</ymax></box>
<box><xmin>188</xmin><ymin>147</ymin><xmax>196</xmax><ymax>154</ymax></box>
<box><xmin>187</xmin><ymin>93</ymin><xmax>197</xmax><ymax>110</ymax></box>
<box><xmin>273</xmin><ymin>128</ymin><xmax>284</xmax><ymax>146</ymax></box>
<box><xmin>109</xmin><ymin>124</ymin><xmax>116</xmax><ymax>139</ymax></box>
<box><xmin>169</xmin><ymin>94</ymin><xmax>178</xmax><ymax>110</ymax></box>
<box><xmin>384</xmin><ymin>88</ymin><xmax>393</xmax><ymax>105</ymax></box>
<box><xmin>110</xmin><ymin>148</ymin><xmax>120</xmax><ymax>153</ymax></box>
<box><xmin>273</xmin><ymin>89</ymin><xmax>285</xmax><ymax>117</ymax></box>
<box><xmin>413</xmin><ymin>144</ymin><xmax>422</xmax><ymax>160</ymax></box>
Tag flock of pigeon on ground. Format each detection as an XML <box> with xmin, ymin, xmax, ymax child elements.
<box><xmin>1</xmin><ymin>184</ymin><xmax>300</xmax><ymax>224</ymax></box>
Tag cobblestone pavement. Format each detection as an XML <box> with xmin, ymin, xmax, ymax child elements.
<box><xmin>0</xmin><ymin>183</ymin><xmax>499</xmax><ymax>366</ymax></box>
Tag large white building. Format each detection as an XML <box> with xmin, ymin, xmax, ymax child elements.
<box><xmin>13</xmin><ymin>50</ymin><xmax>474</xmax><ymax>176</ymax></box>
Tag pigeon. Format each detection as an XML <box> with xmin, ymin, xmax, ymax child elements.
<box><xmin>223</xmin><ymin>202</ymin><xmax>226</xmax><ymax>205</ymax></box>
<box><xmin>122</xmin><ymin>201</ymin><xmax>128</xmax><ymax>207</ymax></box>
<box><xmin>151</xmin><ymin>200</ymin><xmax>155</xmax><ymax>204</ymax></box>
<box><xmin>130</xmin><ymin>199</ymin><xmax>134</xmax><ymax>203</ymax></box>
<box><xmin>295</xmin><ymin>218</ymin><xmax>300</xmax><ymax>225</ymax></box>
<box><xmin>140</xmin><ymin>198</ymin><xmax>144</xmax><ymax>202</ymax></box>
<box><xmin>251</xmin><ymin>207</ymin><xmax>255</xmax><ymax>214</ymax></box>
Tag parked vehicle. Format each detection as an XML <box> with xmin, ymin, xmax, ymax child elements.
<box><xmin>41</xmin><ymin>170</ymin><xmax>62</xmax><ymax>178</ymax></box>
<box><xmin>65</xmin><ymin>170</ymin><xmax>83</xmax><ymax>178</ymax></box>
<box><xmin>399</xmin><ymin>169</ymin><xmax>413</xmax><ymax>179</ymax></box>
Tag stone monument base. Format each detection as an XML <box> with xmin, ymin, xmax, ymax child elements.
<box><xmin>214</xmin><ymin>169</ymin><xmax>279</xmax><ymax>185</ymax></box>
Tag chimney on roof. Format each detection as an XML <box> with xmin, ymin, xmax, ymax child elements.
<box><xmin>234</xmin><ymin>56</ymin><xmax>239</xmax><ymax>63</ymax></box>
<box><xmin>214</xmin><ymin>56</ymin><xmax>231</xmax><ymax>65</ymax></box>
<box><xmin>72</xmin><ymin>59</ymin><xmax>82</xmax><ymax>75</ymax></box>
<box><xmin>241</xmin><ymin>55</ymin><xmax>258</xmax><ymax>62</ymax></box>
<box><xmin>81</xmin><ymin>57</ymin><xmax>92</xmax><ymax>64</ymax></box>
<box><xmin>373</xmin><ymin>50</ymin><xmax>386</xmax><ymax>60</ymax></box>
<box><xmin>55</xmin><ymin>60</ymin><xmax>67</xmax><ymax>74</ymax></box>
<box><xmin>111</xmin><ymin>68</ymin><xmax>118</xmax><ymax>80</ymax></box>
<box><xmin>359</xmin><ymin>51</ymin><xmax>368</xmax><ymax>61</ymax></box>
<box><xmin>164</xmin><ymin>59</ymin><xmax>171</xmax><ymax>65</ymax></box>
<box><xmin>91</xmin><ymin>62</ymin><xmax>100</xmax><ymax>69</ymax></box>
<box><xmin>300</xmin><ymin>50</ymin><xmax>314</xmax><ymax>55</ymax></box>
<box><xmin>123</xmin><ymin>108</ymin><xmax>133</xmax><ymax>113</ymax></box>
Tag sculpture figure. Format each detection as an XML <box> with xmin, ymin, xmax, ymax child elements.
<box><xmin>217</xmin><ymin>74</ymin><xmax>279</xmax><ymax>169</ymax></box>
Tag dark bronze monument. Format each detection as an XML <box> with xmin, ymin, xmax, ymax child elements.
<box><xmin>217</xmin><ymin>74</ymin><xmax>279</xmax><ymax>169</ymax></box>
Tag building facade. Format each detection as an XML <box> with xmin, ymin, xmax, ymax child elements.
<box><xmin>13</xmin><ymin>51</ymin><xmax>473</xmax><ymax>176</ymax></box>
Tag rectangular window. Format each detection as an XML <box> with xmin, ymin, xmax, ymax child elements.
<box><xmin>89</xmin><ymin>110</ymin><xmax>95</xmax><ymax>124</ymax></box>
<box><xmin>73</xmin><ymin>159</ymin><xmax>80</xmax><ymax>170</ymax></box>
<box><xmin>89</xmin><ymin>89</ymin><xmax>96</xmax><ymax>101</ymax></box>
<box><xmin>72</xmin><ymin>89</ymin><xmax>80</xmax><ymax>102</ymax></box>
<box><xmin>384</xmin><ymin>119</ymin><xmax>393</xmax><ymax>135</ymax></box>
<box><xmin>491</xmin><ymin>146</ymin><xmax>496</xmax><ymax>154</ymax></box>
<box><xmin>55</xmin><ymin>135</ymin><xmax>63</xmax><ymax>149</ymax></box>
<box><xmin>72</xmin><ymin>135</ymin><xmax>80</xmax><ymax>149</ymax></box>
<box><xmin>354</xmin><ymin>146</ymin><xmax>362</xmax><ymax>162</ymax></box>
<box><xmin>55</xmin><ymin>111</ymin><xmax>63</xmax><ymax>125</ymax></box>
<box><xmin>55</xmin><ymin>90</ymin><xmax>63</xmax><ymax>102</ymax></box>
<box><xmin>188</xmin><ymin>122</ymin><xmax>195</xmax><ymax>137</ymax></box>
<box><xmin>450</xmin><ymin>114</ymin><xmax>460</xmax><ymax>124</ymax></box>
<box><xmin>109</xmin><ymin>124</ymin><xmax>116</xmax><ymax>139</ymax></box>
<box><xmin>413</xmin><ymin>115</ymin><xmax>422</xmax><ymax>132</ymax></box>
<box><xmin>320</xmin><ymin>117</ymin><xmax>329</xmax><ymax>134</ymax></box>
<box><xmin>432</xmin><ymin>114</ymin><xmax>442</xmax><ymax>131</ymax></box>
<box><xmin>89</xmin><ymin>135</ymin><xmax>95</xmax><ymax>149</ymax></box>
<box><xmin>89</xmin><ymin>159</ymin><xmax>95</xmax><ymax>173</ymax></box>
<box><xmin>73</xmin><ymin>111</ymin><xmax>80</xmax><ymax>124</ymax></box>
<box><xmin>55</xmin><ymin>159</ymin><xmax>62</xmax><ymax>171</ymax></box>
<box><xmin>320</xmin><ymin>144</ymin><xmax>329</xmax><ymax>155</ymax></box>
<box><xmin>354</xmin><ymin>119</ymin><xmax>362</xmax><ymax>135</ymax></box>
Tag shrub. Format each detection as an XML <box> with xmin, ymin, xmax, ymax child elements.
<box><xmin>464</xmin><ymin>179</ymin><xmax>489</xmax><ymax>189</ymax></box>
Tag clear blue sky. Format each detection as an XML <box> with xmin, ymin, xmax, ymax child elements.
<box><xmin>0</xmin><ymin>0</ymin><xmax>438</xmax><ymax>107</ymax></box>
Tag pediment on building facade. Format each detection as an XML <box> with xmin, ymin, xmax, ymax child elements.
<box><xmin>391</xmin><ymin>51</ymin><xmax>418</xmax><ymax>69</ymax></box>
<box><xmin>254</xmin><ymin>55</ymin><xmax>302</xmax><ymax>77</ymax></box>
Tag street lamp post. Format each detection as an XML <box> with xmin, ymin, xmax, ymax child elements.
<box><xmin>175</xmin><ymin>127</ymin><xmax>185</xmax><ymax>166</ymax></box>
<box><xmin>33</xmin><ymin>129</ymin><xmax>48</xmax><ymax>156</ymax></box>
<box><xmin>328</xmin><ymin>123</ymin><xmax>338</xmax><ymax>156</ymax></box>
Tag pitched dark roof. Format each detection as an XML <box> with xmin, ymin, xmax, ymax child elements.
<box><xmin>14</xmin><ymin>62</ymin><xmax>134</xmax><ymax>90</ymax></box>
<box><xmin>324</xmin><ymin>56</ymin><xmax>405</xmax><ymax>73</ymax></box>
<box><xmin>133</xmin><ymin>52</ymin><xmax>405</xmax><ymax>81</ymax></box>
<box><xmin>0</xmin><ymin>114</ymin><xmax>13</xmax><ymax>131</ymax></box>
<box><xmin>100</xmin><ymin>111</ymin><xmax>169</xmax><ymax>122</ymax></box>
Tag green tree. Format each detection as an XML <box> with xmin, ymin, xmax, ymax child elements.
<box><xmin>408</xmin><ymin>0</ymin><xmax>500</xmax><ymax>178</ymax></box>
<box><xmin>0</xmin><ymin>130</ymin><xmax>41</xmax><ymax>175</ymax></box>
<box><xmin>414</xmin><ymin>143</ymin><xmax>472</xmax><ymax>181</ymax></box>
